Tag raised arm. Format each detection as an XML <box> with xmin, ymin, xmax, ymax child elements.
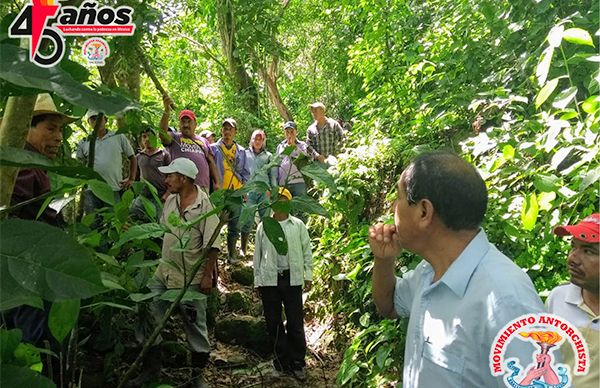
<box><xmin>159</xmin><ymin>95</ymin><xmax>174</xmax><ymax>146</ymax></box>
<box><xmin>369</xmin><ymin>223</ymin><xmax>402</xmax><ymax>318</ymax></box>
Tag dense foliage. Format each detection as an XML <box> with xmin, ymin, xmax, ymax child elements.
<box><xmin>0</xmin><ymin>0</ymin><xmax>598</xmax><ymax>387</ymax></box>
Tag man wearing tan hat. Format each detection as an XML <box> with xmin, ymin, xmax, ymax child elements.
<box><xmin>9</xmin><ymin>93</ymin><xmax>77</xmax><ymax>224</ymax></box>
<box><xmin>547</xmin><ymin>214</ymin><xmax>599</xmax><ymax>387</ymax></box>
<box><xmin>3</xmin><ymin>93</ymin><xmax>78</xmax><ymax>379</ymax></box>
<box><xmin>306</xmin><ymin>102</ymin><xmax>345</xmax><ymax>163</ymax></box>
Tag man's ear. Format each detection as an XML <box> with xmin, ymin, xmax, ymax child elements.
<box><xmin>416</xmin><ymin>198</ymin><xmax>434</xmax><ymax>228</ymax></box>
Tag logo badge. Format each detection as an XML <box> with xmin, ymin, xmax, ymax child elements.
<box><xmin>8</xmin><ymin>0</ymin><xmax>135</xmax><ymax>67</ymax></box>
<box><xmin>489</xmin><ymin>313</ymin><xmax>589</xmax><ymax>388</ymax></box>
<box><xmin>82</xmin><ymin>37</ymin><xmax>109</xmax><ymax>66</ymax></box>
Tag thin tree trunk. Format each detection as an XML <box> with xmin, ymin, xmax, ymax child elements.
<box><xmin>259</xmin><ymin>58</ymin><xmax>292</xmax><ymax>121</ymax></box>
<box><xmin>0</xmin><ymin>95</ymin><xmax>37</xmax><ymax>215</ymax></box>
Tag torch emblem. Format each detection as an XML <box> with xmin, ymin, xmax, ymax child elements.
<box><xmin>506</xmin><ymin>331</ymin><xmax>569</xmax><ymax>388</ymax></box>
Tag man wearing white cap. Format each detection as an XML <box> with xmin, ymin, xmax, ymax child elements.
<box><xmin>133</xmin><ymin>158</ymin><xmax>221</xmax><ymax>386</ymax></box>
<box><xmin>76</xmin><ymin>109</ymin><xmax>137</xmax><ymax>216</ymax></box>
<box><xmin>547</xmin><ymin>214</ymin><xmax>599</xmax><ymax>388</ymax></box>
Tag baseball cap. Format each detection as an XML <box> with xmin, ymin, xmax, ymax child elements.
<box><xmin>283</xmin><ymin>121</ymin><xmax>297</xmax><ymax>130</ymax></box>
<box><xmin>158</xmin><ymin>158</ymin><xmax>198</xmax><ymax>180</ymax></box>
<box><xmin>222</xmin><ymin>118</ymin><xmax>237</xmax><ymax>128</ymax></box>
<box><xmin>199</xmin><ymin>130</ymin><xmax>216</xmax><ymax>138</ymax></box>
<box><xmin>84</xmin><ymin>110</ymin><xmax>104</xmax><ymax>121</ymax></box>
<box><xmin>554</xmin><ymin>213</ymin><xmax>600</xmax><ymax>243</ymax></box>
<box><xmin>309</xmin><ymin>102</ymin><xmax>325</xmax><ymax>110</ymax></box>
<box><xmin>179</xmin><ymin>109</ymin><xmax>196</xmax><ymax>122</ymax></box>
<box><xmin>278</xmin><ymin>187</ymin><xmax>292</xmax><ymax>201</ymax></box>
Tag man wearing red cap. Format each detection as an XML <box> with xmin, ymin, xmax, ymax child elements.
<box><xmin>159</xmin><ymin>95</ymin><xmax>220</xmax><ymax>194</ymax></box>
<box><xmin>547</xmin><ymin>213</ymin><xmax>599</xmax><ymax>388</ymax></box>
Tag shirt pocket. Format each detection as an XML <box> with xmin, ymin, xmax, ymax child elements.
<box><xmin>421</xmin><ymin>341</ymin><xmax>465</xmax><ymax>388</ymax></box>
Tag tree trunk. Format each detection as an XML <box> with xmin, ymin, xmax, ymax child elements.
<box><xmin>217</xmin><ymin>0</ymin><xmax>260</xmax><ymax>117</ymax></box>
<box><xmin>259</xmin><ymin>58</ymin><xmax>292</xmax><ymax>121</ymax></box>
<box><xmin>0</xmin><ymin>95</ymin><xmax>37</xmax><ymax>213</ymax></box>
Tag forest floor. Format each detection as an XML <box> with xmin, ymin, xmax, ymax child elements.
<box><xmin>80</xmin><ymin>246</ymin><xmax>341</xmax><ymax>388</ymax></box>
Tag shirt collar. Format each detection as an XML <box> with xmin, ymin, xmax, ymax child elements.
<box><xmin>564</xmin><ymin>283</ymin><xmax>584</xmax><ymax>306</ymax></box>
<box><xmin>438</xmin><ymin>229</ymin><xmax>490</xmax><ymax>298</ymax></box>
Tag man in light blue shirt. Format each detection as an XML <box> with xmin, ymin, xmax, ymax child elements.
<box><xmin>369</xmin><ymin>151</ymin><xmax>545</xmax><ymax>387</ymax></box>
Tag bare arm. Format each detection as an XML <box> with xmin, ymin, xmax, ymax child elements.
<box><xmin>159</xmin><ymin>95</ymin><xmax>174</xmax><ymax>146</ymax></box>
<box><xmin>369</xmin><ymin>223</ymin><xmax>402</xmax><ymax>318</ymax></box>
<box><xmin>206</xmin><ymin>152</ymin><xmax>221</xmax><ymax>191</ymax></box>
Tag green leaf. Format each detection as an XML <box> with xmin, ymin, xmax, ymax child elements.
<box><xmin>521</xmin><ymin>193</ymin><xmax>539</xmax><ymax>231</ymax></box>
<box><xmin>552</xmin><ymin>87</ymin><xmax>578</xmax><ymax>110</ymax></box>
<box><xmin>0</xmin><ymin>329</ymin><xmax>21</xmax><ymax>363</ymax></box>
<box><xmin>562</xmin><ymin>28</ymin><xmax>595</xmax><ymax>47</ymax></box>
<box><xmin>239</xmin><ymin>203</ymin><xmax>259</xmax><ymax>227</ymax></box>
<box><xmin>115</xmin><ymin>223</ymin><xmax>167</xmax><ymax>248</ymax></box>
<box><xmin>536</xmin><ymin>47</ymin><xmax>554</xmax><ymax>86</ymax></box>
<box><xmin>159</xmin><ymin>290</ymin><xmax>207</xmax><ymax>303</ymax></box>
<box><xmin>533</xmin><ymin>174</ymin><xmax>560</xmax><ymax>192</ymax></box>
<box><xmin>537</xmin><ymin>191</ymin><xmax>556</xmax><ymax>212</ymax></box>
<box><xmin>270</xmin><ymin>199</ymin><xmax>291</xmax><ymax>214</ymax></box>
<box><xmin>299</xmin><ymin>163</ymin><xmax>337</xmax><ymax>192</ymax></box>
<box><xmin>359</xmin><ymin>312</ymin><xmax>370</xmax><ymax>327</ymax></box>
<box><xmin>535</xmin><ymin>78</ymin><xmax>559</xmax><ymax>108</ymax></box>
<box><xmin>0</xmin><ymin>147</ymin><xmax>101</xmax><ymax>181</ymax></box>
<box><xmin>0</xmin><ymin>365</ymin><xmax>55</xmax><ymax>388</ymax></box>
<box><xmin>547</xmin><ymin>25</ymin><xmax>564</xmax><ymax>48</ymax></box>
<box><xmin>376</xmin><ymin>346</ymin><xmax>391</xmax><ymax>369</ymax></box>
<box><xmin>13</xmin><ymin>342</ymin><xmax>43</xmax><ymax>371</ymax></box>
<box><xmin>580</xmin><ymin>167</ymin><xmax>600</xmax><ymax>191</ymax></box>
<box><xmin>129</xmin><ymin>291</ymin><xmax>160</xmax><ymax>302</ymax></box>
<box><xmin>0</xmin><ymin>219</ymin><xmax>104</xmax><ymax>306</ymax></box>
<box><xmin>262</xmin><ymin>217</ymin><xmax>288</xmax><ymax>255</ymax></box>
<box><xmin>96</xmin><ymin>252</ymin><xmax>119</xmax><ymax>267</ymax></box>
<box><xmin>581</xmin><ymin>96</ymin><xmax>600</xmax><ymax>114</ymax></box>
<box><xmin>501</xmin><ymin>145</ymin><xmax>515</xmax><ymax>160</ymax></box>
<box><xmin>48</xmin><ymin>299</ymin><xmax>80</xmax><ymax>342</ymax></box>
<box><xmin>101</xmin><ymin>272</ymin><xmax>126</xmax><ymax>291</ymax></box>
<box><xmin>0</xmin><ymin>44</ymin><xmax>137</xmax><ymax>116</ymax></box>
<box><xmin>289</xmin><ymin>196</ymin><xmax>326</xmax><ymax>216</ymax></box>
<box><xmin>87</xmin><ymin>179</ymin><xmax>115</xmax><ymax>205</ymax></box>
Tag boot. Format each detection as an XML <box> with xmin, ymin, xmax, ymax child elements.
<box><xmin>227</xmin><ymin>236</ymin><xmax>238</xmax><ymax>264</ymax></box>
<box><xmin>240</xmin><ymin>232</ymin><xmax>250</xmax><ymax>259</ymax></box>
<box><xmin>128</xmin><ymin>346</ymin><xmax>162</xmax><ymax>387</ymax></box>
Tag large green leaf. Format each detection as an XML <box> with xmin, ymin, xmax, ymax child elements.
<box><xmin>0</xmin><ymin>219</ymin><xmax>105</xmax><ymax>306</ymax></box>
<box><xmin>536</xmin><ymin>47</ymin><xmax>554</xmax><ymax>86</ymax></box>
<box><xmin>0</xmin><ymin>146</ymin><xmax>102</xmax><ymax>181</ymax></box>
<box><xmin>552</xmin><ymin>86</ymin><xmax>578</xmax><ymax>110</ymax></box>
<box><xmin>87</xmin><ymin>180</ymin><xmax>115</xmax><ymax>206</ymax></box>
<box><xmin>299</xmin><ymin>163</ymin><xmax>337</xmax><ymax>192</ymax></box>
<box><xmin>48</xmin><ymin>299</ymin><xmax>80</xmax><ymax>342</ymax></box>
<box><xmin>0</xmin><ymin>44</ymin><xmax>137</xmax><ymax>116</ymax></box>
<box><xmin>521</xmin><ymin>193</ymin><xmax>539</xmax><ymax>231</ymax></box>
<box><xmin>562</xmin><ymin>28</ymin><xmax>595</xmax><ymax>47</ymax></box>
<box><xmin>535</xmin><ymin>78</ymin><xmax>559</xmax><ymax>108</ymax></box>
<box><xmin>263</xmin><ymin>216</ymin><xmax>288</xmax><ymax>255</ymax></box>
<box><xmin>0</xmin><ymin>329</ymin><xmax>21</xmax><ymax>363</ymax></box>
<box><xmin>290</xmin><ymin>196</ymin><xmax>328</xmax><ymax>216</ymax></box>
<box><xmin>115</xmin><ymin>223</ymin><xmax>168</xmax><ymax>247</ymax></box>
<box><xmin>0</xmin><ymin>365</ymin><xmax>55</xmax><ymax>388</ymax></box>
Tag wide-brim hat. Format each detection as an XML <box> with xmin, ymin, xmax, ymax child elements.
<box><xmin>0</xmin><ymin>93</ymin><xmax>78</xmax><ymax>126</ymax></box>
<box><xmin>554</xmin><ymin>213</ymin><xmax>600</xmax><ymax>243</ymax></box>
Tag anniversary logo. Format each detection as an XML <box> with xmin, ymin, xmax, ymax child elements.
<box><xmin>8</xmin><ymin>0</ymin><xmax>135</xmax><ymax>67</ymax></box>
<box><xmin>490</xmin><ymin>313</ymin><xmax>590</xmax><ymax>388</ymax></box>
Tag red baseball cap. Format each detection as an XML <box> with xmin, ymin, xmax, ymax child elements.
<box><xmin>554</xmin><ymin>213</ymin><xmax>600</xmax><ymax>243</ymax></box>
<box><xmin>179</xmin><ymin>109</ymin><xmax>196</xmax><ymax>122</ymax></box>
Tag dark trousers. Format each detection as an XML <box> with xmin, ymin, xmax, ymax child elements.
<box><xmin>259</xmin><ymin>271</ymin><xmax>306</xmax><ymax>371</ymax></box>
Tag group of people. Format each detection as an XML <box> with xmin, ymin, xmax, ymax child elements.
<box><xmin>2</xmin><ymin>93</ymin><xmax>597</xmax><ymax>387</ymax></box>
<box><xmin>369</xmin><ymin>151</ymin><xmax>598</xmax><ymax>387</ymax></box>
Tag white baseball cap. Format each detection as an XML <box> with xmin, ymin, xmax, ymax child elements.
<box><xmin>158</xmin><ymin>158</ymin><xmax>198</xmax><ymax>180</ymax></box>
<box><xmin>84</xmin><ymin>110</ymin><xmax>103</xmax><ymax>121</ymax></box>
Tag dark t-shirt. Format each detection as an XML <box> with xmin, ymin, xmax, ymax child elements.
<box><xmin>136</xmin><ymin>149</ymin><xmax>170</xmax><ymax>197</ymax></box>
<box><xmin>166</xmin><ymin>133</ymin><xmax>212</xmax><ymax>188</ymax></box>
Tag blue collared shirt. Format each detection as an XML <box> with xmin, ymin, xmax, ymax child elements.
<box><xmin>394</xmin><ymin>230</ymin><xmax>545</xmax><ymax>387</ymax></box>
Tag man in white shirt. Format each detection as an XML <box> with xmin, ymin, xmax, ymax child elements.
<box><xmin>547</xmin><ymin>214</ymin><xmax>599</xmax><ymax>388</ymax></box>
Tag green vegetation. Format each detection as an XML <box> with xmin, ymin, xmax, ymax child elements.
<box><xmin>0</xmin><ymin>0</ymin><xmax>597</xmax><ymax>387</ymax></box>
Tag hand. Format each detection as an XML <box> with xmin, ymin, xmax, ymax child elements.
<box><xmin>265</xmin><ymin>190</ymin><xmax>271</xmax><ymax>198</ymax></box>
<box><xmin>163</xmin><ymin>95</ymin><xmax>174</xmax><ymax>113</ymax></box>
<box><xmin>120</xmin><ymin>178</ymin><xmax>133</xmax><ymax>190</ymax></box>
<box><xmin>199</xmin><ymin>276</ymin><xmax>212</xmax><ymax>294</ymax></box>
<box><xmin>304</xmin><ymin>281</ymin><xmax>312</xmax><ymax>292</ymax></box>
<box><xmin>213</xmin><ymin>182</ymin><xmax>221</xmax><ymax>192</ymax></box>
<box><xmin>368</xmin><ymin>223</ymin><xmax>402</xmax><ymax>260</ymax></box>
<box><xmin>519</xmin><ymin>366</ymin><xmax>546</xmax><ymax>385</ymax></box>
<box><xmin>316</xmin><ymin>154</ymin><xmax>326</xmax><ymax>163</ymax></box>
